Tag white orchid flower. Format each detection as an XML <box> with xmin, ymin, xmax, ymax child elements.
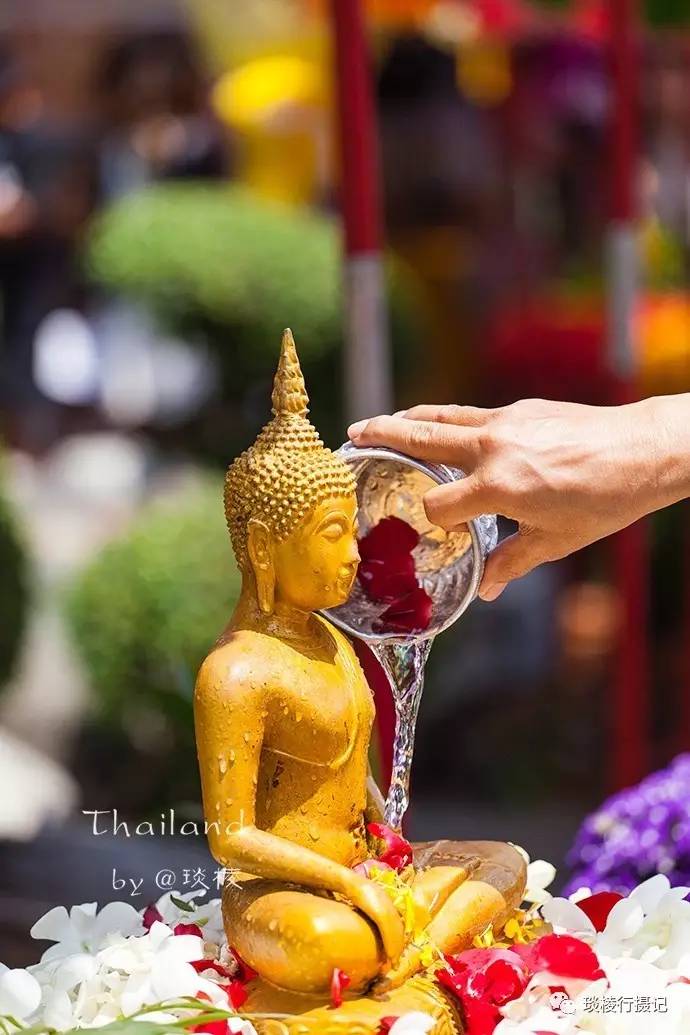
<box><xmin>98</xmin><ymin>921</ymin><xmax>225</xmax><ymax>1016</ymax></box>
<box><xmin>31</xmin><ymin>901</ymin><xmax>143</xmax><ymax>961</ymax></box>
<box><xmin>386</xmin><ymin>1012</ymin><xmax>437</xmax><ymax>1034</ymax></box>
<box><xmin>523</xmin><ymin>859</ymin><xmax>557</xmax><ymax>906</ymax></box>
<box><xmin>0</xmin><ymin>964</ymin><xmax>42</xmax><ymax>1021</ymax></box>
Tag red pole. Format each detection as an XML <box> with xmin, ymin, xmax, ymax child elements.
<box><xmin>606</xmin><ymin>0</ymin><xmax>649</xmax><ymax>788</ymax></box>
<box><xmin>330</xmin><ymin>0</ymin><xmax>396</xmax><ymax>781</ymax></box>
<box><xmin>329</xmin><ymin>0</ymin><xmax>393</xmax><ymax>423</ymax></box>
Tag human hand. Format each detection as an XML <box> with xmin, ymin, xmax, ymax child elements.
<box><xmin>346</xmin><ymin>873</ymin><xmax>406</xmax><ymax>967</ymax></box>
<box><xmin>349</xmin><ymin>398</ymin><xmax>675</xmax><ymax>600</ymax></box>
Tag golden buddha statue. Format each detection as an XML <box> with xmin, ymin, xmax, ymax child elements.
<box><xmin>194</xmin><ymin>330</ymin><xmax>526</xmax><ymax>1033</ymax></box>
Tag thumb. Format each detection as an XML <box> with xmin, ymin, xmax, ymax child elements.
<box><xmin>478</xmin><ymin>530</ymin><xmax>548</xmax><ymax>601</ymax></box>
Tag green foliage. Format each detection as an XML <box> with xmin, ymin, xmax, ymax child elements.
<box><xmin>87</xmin><ymin>183</ymin><xmax>343</xmax><ymax>368</ymax></box>
<box><xmin>65</xmin><ymin>481</ymin><xmax>239</xmax><ymax>746</ymax></box>
<box><xmin>85</xmin><ymin>183</ymin><xmax>422</xmax><ymax>454</ymax></box>
<box><xmin>0</xmin><ymin>470</ymin><xmax>28</xmax><ymax>690</ymax></box>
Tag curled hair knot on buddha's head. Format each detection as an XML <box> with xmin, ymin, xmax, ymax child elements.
<box><xmin>224</xmin><ymin>329</ymin><xmax>356</xmax><ymax>569</ymax></box>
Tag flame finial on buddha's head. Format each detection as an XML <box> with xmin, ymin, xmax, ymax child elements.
<box><xmin>224</xmin><ymin>329</ymin><xmax>356</xmax><ymax>569</ymax></box>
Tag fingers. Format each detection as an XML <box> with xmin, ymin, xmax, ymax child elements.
<box><xmin>478</xmin><ymin>531</ymin><xmax>550</xmax><ymax>601</ymax></box>
<box><xmin>348</xmin><ymin>414</ymin><xmax>479</xmax><ymax>468</ymax></box>
<box><xmin>423</xmin><ymin>476</ymin><xmax>495</xmax><ymax>530</ymax></box>
<box><xmin>402</xmin><ymin>403</ymin><xmax>494</xmax><ymax>427</ymax></box>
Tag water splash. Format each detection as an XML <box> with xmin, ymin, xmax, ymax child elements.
<box><xmin>370</xmin><ymin>638</ymin><xmax>434</xmax><ymax>832</ymax></box>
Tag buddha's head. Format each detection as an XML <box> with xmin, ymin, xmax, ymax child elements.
<box><xmin>225</xmin><ymin>330</ymin><xmax>359</xmax><ymax>614</ymax></box>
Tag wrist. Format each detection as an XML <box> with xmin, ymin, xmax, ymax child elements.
<box><xmin>642</xmin><ymin>395</ymin><xmax>690</xmax><ymax>510</ymax></box>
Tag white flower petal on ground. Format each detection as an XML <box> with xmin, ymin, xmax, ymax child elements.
<box><xmin>228</xmin><ymin>1020</ymin><xmax>259</xmax><ymax>1035</ymax></box>
<box><xmin>542</xmin><ymin>896</ymin><xmax>596</xmax><ymax>937</ymax></box>
<box><xmin>387</xmin><ymin>1011</ymin><xmax>438</xmax><ymax>1034</ymax></box>
<box><xmin>0</xmin><ymin>964</ymin><xmax>42</xmax><ymax>1019</ymax></box>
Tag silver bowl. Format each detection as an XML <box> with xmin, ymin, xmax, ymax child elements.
<box><xmin>325</xmin><ymin>443</ymin><xmax>497</xmax><ymax>644</ymax></box>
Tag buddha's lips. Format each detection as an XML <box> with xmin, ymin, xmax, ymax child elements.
<box><xmin>357</xmin><ymin>516</ymin><xmax>432</xmax><ymax>633</ymax></box>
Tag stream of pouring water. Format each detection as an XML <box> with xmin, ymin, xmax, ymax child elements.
<box><xmin>370</xmin><ymin>638</ymin><xmax>434</xmax><ymax>832</ymax></box>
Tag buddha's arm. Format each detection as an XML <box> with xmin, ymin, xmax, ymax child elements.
<box><xmin>195</xmin><ymin>652</ymin><xmax>406</xmax><ymax>964</ymax></box>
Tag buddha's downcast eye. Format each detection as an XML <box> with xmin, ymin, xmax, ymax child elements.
<box><xmin>321</xmin><ymin>519</ymin><xmax>346</xmax><ymax>541</ymax></box>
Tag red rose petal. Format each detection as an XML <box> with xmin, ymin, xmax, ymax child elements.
<box><xmin>357</xmin><ymin>555</ymin><xmax>418</xmax><ymax>602</ymax></box>
<box><xmin>517</xmin><ymin>934</ymin><xmax>604</xmax><ymax>981</ymax></box>
<box><xmin>191</xmin><ymin>959</ymin><xmax>233</xmax><ymax>979</ymax></box>
<box><xmin>142</xmin><ymin>904</ymin><xmax>164</xmax><ymax>930</ymax></box>
<box><xmin>228</xmin><ymin>947</ymin><xmax>258</xmax><ymax>983</ymax></box>
<box><xmin>377</xmin><ymin>1018</ymin><xmax>400</xmax><ymax>1034</ymax></box>
<box><xmin>174</xmin><ymin>922</ymin><xmax>204</xmax><ymax>938</ymax></box>
<box><xmin>193</xmin><ymin>1022</ymin><xmax>227</xmax><ymax>1035</ymax></box>
<box><xmin>223</xmin><ymin>979</ymin><xmax>249</xmax><ymax>1009</ymax></box>
<box><xmin>374</xmin><ymin>587</ymin><xmax>433</xmax><ymax>634</ymax></box>
<box><xmin>576</xmin><ymin>891</ymin><xmax>624</xmax><ymax>932</ymax></box>
<box><xmin>330</xmin><ymin>967</ymin><xmax>351</xmax><ymax>1008</ymax></box>
<box><xmin>367</xmin><ymin>823</ymin><xmax>414</xmax><ymax>871</ymax></box>
<box><xmin>358</xmin><ymin>516</ymin><xmax>420</xmax><ymax>561</ymax></box>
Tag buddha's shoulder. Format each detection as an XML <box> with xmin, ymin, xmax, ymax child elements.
<box><xmin>194</xmin><ymin>630</ymin><xmax>285</xmax><ymax>697</ymax></box>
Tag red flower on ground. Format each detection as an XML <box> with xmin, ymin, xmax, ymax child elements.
<box><xmin>330</xmin><ymin>967</ymin><xmax>351</xmax><ymax>1008</ymax></box>
<box><xmin>142</xmin><ymin>904</ymin><xmax>164</xmax><ymax>930</ymax></box>
<box><xmin>513</xmin><ymin>934</ymin><xmax>604</xmax><ymax>981</ymax></box>
<box><xmin>438</xmin><ymin>948</ymin><xmax>530</xmax><ymax>1035</ymax></box>
<box><xmin>366</xmin><ymin>823</ymin><xmax>414</xmax><ymax>871</ymax></box>
<box><xmin>377</xmin><ymin>1018</ymin><xmax>400</xmax><ymax>1033</ymax></box>
<box><xmin>374</xmin><ymin>587</ymin><xmax>433</xmax><ymax>634</ymax></box>
<box><xmin>358</xmin><ymin>516</ymin><xmax>420</xmax><ymax>560</ymax></box>
<box><xmin>228</xmin><ymin>947</ymin><xmax>258</xmax><ymax>983</ymax></box>
<box><xmin>223</xmin><ymin>979</ymin><xmax>249</xmax><ymax>1009</ymax></box>
<box><xmin>576</xmin><ymin>891</ymin><xmax>623</xmax><ymax>932</ymax></box>
<box><xmin>193</xmin><ymin>1021</ymin><xmax>227</xmax><ymax>1035</ymax></box>
<box><xmin>174</xmin><ymin>922</ymin><xmax>204</xmax><ymax>938</ymax></box>
<box><xmin>191</xmin><ymin>959</ymin><xmax>233</xmax><ymax>980</ymax></box>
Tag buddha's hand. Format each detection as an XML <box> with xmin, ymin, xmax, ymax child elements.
<box><xmin>349</xmin><ymin>396</ymin><xmax>690</xmax><ymax>600</ymax></box>
<box><xmin>345</xmin><ymin>873</ymin><xmax>406</xmax><ymax>967</ymax></box>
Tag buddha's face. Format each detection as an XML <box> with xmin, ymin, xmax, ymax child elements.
<box><xmin>272</xmin><ymin>495</ymin><xmax>360</xmax><ymax>612</ymax></box>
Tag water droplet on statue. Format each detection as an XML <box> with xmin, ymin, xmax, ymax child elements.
<box><xmin>295</xmin><ymin>711</ymin><xmax>302</xmax><ymax>723</ymax></box>
<box><xmin>243</xmin><ymin>732</ymin><xmax>250</xmax><ymax>743</ymax></box>
<box><xmin>268</xmin><ymin>919</ymin><xmax>278</xmax><ymax>931</ymax></box>
<box><xmin>218</xmin><ymin>756</ymin><xmax>228</xmax><ymax>776</ymax></box>
<box><xmin>299</xmin><ymin>804</ymin><xmax>308</xmax><ymax>814</ymax></box>
<box><xmin>308</xmin><ymin>826</ymin><xmax>320</xmax><ymax>841</ymax></box>
<box><xmin>229</xmin><ymin>749</ymin><xmax>236</xmax><ymax>763</ymax></box>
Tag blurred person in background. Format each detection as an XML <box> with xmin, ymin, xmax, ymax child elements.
<box><xmin>0</xmin><ymin>46</ymin><xmax>97</xmax><ymax>447</ymax></box>
<box><xmin>96</xmin><ymin>31</ymin><xmax>229</xmax><ymax>201</ymax></box>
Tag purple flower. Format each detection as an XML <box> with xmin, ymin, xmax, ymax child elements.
<box><xmin>564</xmin><ymin>754</ymin><xmax>690</xmax><ymax>897</ymax></box>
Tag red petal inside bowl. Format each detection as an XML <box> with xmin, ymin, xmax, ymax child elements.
<box><xmin>358</xmin><ymin>516</ymin><xmax>420</xmax><ymax>561</ymax></box>
<box><xmin>374</xmin><ymin>586</ymin><xmax>433</xmax><ymax>633</ymax></box>
<box><xmin>357</xmin><ymin>555</ymin><xmax>418</xmax><ymax>602</ymax></box>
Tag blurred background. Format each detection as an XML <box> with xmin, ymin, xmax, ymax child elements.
<box><xmin>1</xmin><ymin>0</ymin><xmax>690</xmax><ymax>963</ymax></box>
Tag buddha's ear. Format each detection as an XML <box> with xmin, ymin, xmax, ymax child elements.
<box><xmin>247</xmin><ymin>518</ymin><xmax>275</xmax><ymax>615</ymax></box>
